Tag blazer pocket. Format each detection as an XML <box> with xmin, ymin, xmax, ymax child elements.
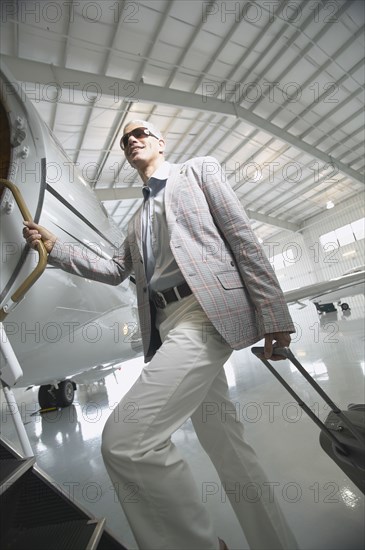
<box><xmin>216</xmin><ymin>271</ymin><xmax>244</xmax><ymax>290</ymax></box>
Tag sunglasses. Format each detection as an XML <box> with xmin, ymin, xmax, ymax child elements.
<box><xmin>120</xmin><ymin>127</ymin><xmax>159</xmax><ymax>150</ymax></box>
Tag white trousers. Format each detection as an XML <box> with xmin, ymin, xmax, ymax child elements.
<box><xmin>101</xmin><ymin>295</ymin><xmax>298</xmax><ymax>550</ymax></box>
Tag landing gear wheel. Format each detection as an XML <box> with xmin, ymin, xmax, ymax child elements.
<box><xmin>340</xmin><ymin>302</ymin><xmax>350</xmax><ymax>311</ymax></box>
<box><xmin>38</xmin><ymin>385</ymin><xmax>57</xmax><ymax>409</ymax></box>
<box><xmin>55</xmin><ymin>380</ymin><xmax>75</xmax><ymax>407</ymax></box>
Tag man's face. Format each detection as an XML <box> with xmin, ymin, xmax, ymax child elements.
<box><xmin>122</xmin><ymin>122</ymin><xmax>165</xmax><ymax>168</ymax></box>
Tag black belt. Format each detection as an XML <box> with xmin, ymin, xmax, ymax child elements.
<box><xmin>152</xmin><ymin>282</ymin><xmax>192</xmax><ymax>309</ymax></box>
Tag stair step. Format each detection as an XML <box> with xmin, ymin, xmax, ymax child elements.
<box><xmin>1</xmin><ymin>467</ymin><xmax>93</xmax><ymax>526</ymax></box>
<box><xmin>0</xmin><ymin>456</ymin><xmax>35</xmax><ymax>494</ymax></box>
<box><xmin>3</xmin><ymin>518</ymin><xmax>106</xmax><ymax>550</ymax></box>
<box><xmin>0</xmin><ymin>440</ymin><xmax>18</xmax><ymax>460</ymax></box>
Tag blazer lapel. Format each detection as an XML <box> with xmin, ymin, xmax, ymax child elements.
<box><xmin>165</xmin><ymin>163</ymin><xmax>185</xmax><ymax>227</ymax></box>
<box><xmin>132</xmin><ymin>204</ymin><xmax>144</xmax><ymax>259</ymax></box>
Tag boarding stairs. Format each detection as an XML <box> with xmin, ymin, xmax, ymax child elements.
<box><xmin>0</xmin><ymin>438</ymin><xmax>128</xmax><ymax>550</ymax></box>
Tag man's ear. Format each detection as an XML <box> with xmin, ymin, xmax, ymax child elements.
<box><xmin>158</xmin><ymin>138</ymin><xmax>166</xmax><ymax>155</ymax></box>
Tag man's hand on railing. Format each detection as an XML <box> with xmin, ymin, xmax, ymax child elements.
<box><xmin>23</xmin><ymin>221</ymin><xmax>57</xmax><ymax>254</ymax></box>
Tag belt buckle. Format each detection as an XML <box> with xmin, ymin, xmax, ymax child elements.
<box><xmin>154</xmin><ymin>291</ymin><xmax>167</xmax><ymax>309</ymax></box>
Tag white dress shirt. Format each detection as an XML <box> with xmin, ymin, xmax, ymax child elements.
<box><xmin>141</xmin><ymin>161</ymin><xmax>186</xmax><ymax>295</ymax></box>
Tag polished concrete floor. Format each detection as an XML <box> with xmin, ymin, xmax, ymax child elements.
<box><xmin>1</xmin><ymin>297</ymin><xmax>364</xmax><ymax>550</ymax></box>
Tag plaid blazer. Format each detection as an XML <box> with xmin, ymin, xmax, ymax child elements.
<box><xmin>50</xmin><ymin>157</ymin><xmax>295</xmax><ymax>362</ymax></box>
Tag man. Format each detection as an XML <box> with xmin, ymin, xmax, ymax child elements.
<box><xmin>23</xmin><ymin>120</ymin><xmax>298</xmax><ymax>550</ymax></box>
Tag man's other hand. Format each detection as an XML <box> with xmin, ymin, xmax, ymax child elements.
<box><xmin>264</xmin><ymin>332</ymin><xmax>291</xmax><ymax>361</ymax></box>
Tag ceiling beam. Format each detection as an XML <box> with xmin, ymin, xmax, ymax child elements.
<box><xmin>94</xmin><ymin>187</ymin><xmax>298</xmax><ymax>231</ymax></box>
<box><xmin>246</xmin><ymin>210</ymin><xmax>299</xmax><ymax>232</ymax></box>
<box><xmin>95</xmin><ymin>187</ymin><xmax>141</xmax><ymax>201</ymax></box>
<box><xmin>3</xmin><ymin>55</ymin><xmax>363</xmax><ymax>187</ymax></box>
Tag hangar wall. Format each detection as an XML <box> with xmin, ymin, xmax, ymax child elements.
<box><xmin>263</xmin><ymin>193</ymin><xmax>365</xmax><ymax>291</ymax></box>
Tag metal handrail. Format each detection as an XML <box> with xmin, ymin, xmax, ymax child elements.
<box><xmin>0</xmin><ymin>178</ymin><xmax>48</xmax><ymax>320</ymax></box>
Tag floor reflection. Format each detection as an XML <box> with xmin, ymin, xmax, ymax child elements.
<box><xmin>2</xmin><ymin>298</ymin><xmax>364</xmax><ymax>549</ymax></box>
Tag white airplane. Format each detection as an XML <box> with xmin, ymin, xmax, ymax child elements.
<box><xmin>0</xmin><ymin>63</ymin><xmax>142</xmax><ymax>410</ymax></box>
<box><xmin>284</xmin><ymin>267</ymin><xmax>365</xmax><ymax>313</ymax></box>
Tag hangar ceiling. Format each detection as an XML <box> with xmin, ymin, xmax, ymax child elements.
<box><xmin>1</xmin><ymin>0</ymin><xmax>364</xmax><ymax>241</ymax></box>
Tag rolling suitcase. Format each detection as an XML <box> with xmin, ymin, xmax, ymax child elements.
<box><xmin>251</xmin><ymin>346</ymin><xmax>365</xmax><ymax>494</ymax></box>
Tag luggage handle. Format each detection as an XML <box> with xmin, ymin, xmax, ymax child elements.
<box><xmin>251</xmin><ymin>347</ymin><xmax>365</xmax><ymax>454</ymax></box>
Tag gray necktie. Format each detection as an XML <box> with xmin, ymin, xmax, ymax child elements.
<box><xmin>142</xmin><ymin>185</ymin><xmax>154</xmax><ymax>283</ymax></box>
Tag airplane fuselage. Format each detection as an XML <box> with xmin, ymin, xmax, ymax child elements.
<box><xmin>0</xmin><ymin>64</ymin><xmax>142</xmax><ymax>390</ymax></box>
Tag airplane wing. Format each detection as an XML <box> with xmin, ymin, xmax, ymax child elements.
<box><xmin>69</xmin><ymin>363</ymin><xmax>123</xmax><ymax>385</ymax></box>
<box><xmin>284</xmin><ymin>270</ymin><xmax>365</xmax><ymax>307</ymax></box>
